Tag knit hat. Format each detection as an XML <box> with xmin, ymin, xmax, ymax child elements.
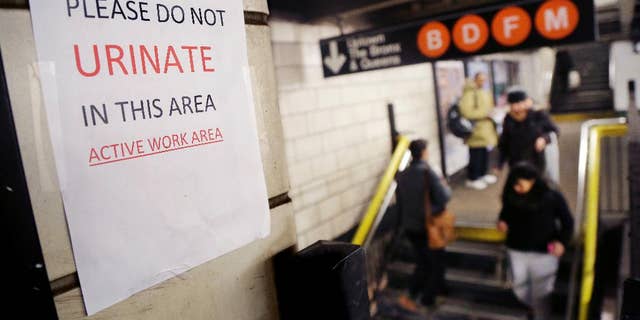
<box><xmin>507</xmin><ymin>90</ymin><xmax>528</xmax><ymax>103</ymax></box>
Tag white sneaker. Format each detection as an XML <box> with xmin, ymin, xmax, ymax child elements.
<box><xmin>482</xmin><ymin>174</ymin><xmax>498</xmax><ymax>184</ymax></box>
<box><xmin>466</xmin><ymin>179</ymin><xmax>488</xmax><ymax>190</ymax></box>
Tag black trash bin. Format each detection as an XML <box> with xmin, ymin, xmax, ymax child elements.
<box><xmin>275</xmin><ymin>240</ymin><xmax>370</xmax><ymax>320</ymax></box>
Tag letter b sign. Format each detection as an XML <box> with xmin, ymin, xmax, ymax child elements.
<box><xmin>417</xmin><ymin>21</ymin><xmax>451</xmax><ymax>58</ymax></box>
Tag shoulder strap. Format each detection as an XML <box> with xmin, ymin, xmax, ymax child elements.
<box><xmin>424</xmin><ymin>169</ymin><xmax>432</xmax><ymax>225</ymax></box>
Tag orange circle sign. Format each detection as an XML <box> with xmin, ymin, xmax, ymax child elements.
<box><xmin>492</xmin><ymin>6</ymin><xmax>532</xmax><ymax>46</ymax></box>
<box><xmin>417</xmin><ymin>21</ymin><xmax>451</xmax><ymax>58</ymax></box>
<box><xmin>535</xmin><ymin>0</ymin><xmax>580</xmax><ymax>40</ymax></box>
<box><xmin>453</xmin><ymin>14</ymin><xmax>489</xmax><ymax>53</ymax></box>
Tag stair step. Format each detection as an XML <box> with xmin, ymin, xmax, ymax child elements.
<box><xmin>374</xmin><ymin>288</ymin><xmax>530</xmax><ymax>320</ymax></box>
<box><xmin>446</xmin><ymin>268</ymin><xmax>508</xmax><ymax>289</ymax></box>
<box><xmin>446</xmin><ymin>240</ymin><xmax>505</xmax><ymax>258</ymax></box>
<box><xmin>386</xmin><ymin>261</ymin><xmax>508</xmax><ymax>290</ymax></box>
<box><xmin>436</xmin><ymin>297</ymin><xmax>529</xmax><ymax>320</ymax></box>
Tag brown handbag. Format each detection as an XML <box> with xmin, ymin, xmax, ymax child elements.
<box><xmin>427</xmin><ymin>210</ymin><xmax>457</xmax><ymax>250</ymax></box>
<box><xmin>424</xmin><ymin>171</ymin><xmax>456</xmax><ymax>249</ymax></box>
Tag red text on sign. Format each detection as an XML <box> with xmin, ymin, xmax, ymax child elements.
<box><xmin>74</xmin><ymin>44</ymin><xmax>215</xmax><ymax>77</ymax></box>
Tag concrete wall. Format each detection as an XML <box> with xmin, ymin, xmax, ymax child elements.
<box><xmin>270</xmin><ymin>19</ymin><xmax>442</xmax><ymax>249</ymax></box>
<box><xmin>0</xmin><ymin>0</ymin><xmax>296</xmax><ymax>318</ymax></box>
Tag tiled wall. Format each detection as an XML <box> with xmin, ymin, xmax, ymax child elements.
<box><xmin>271</xmin><ymin>19</ymin><xmax>442</xmax><ymax>248</ymax></box>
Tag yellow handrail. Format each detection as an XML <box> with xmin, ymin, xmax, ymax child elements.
<box><xmin>578</xmin><ymin>123</ymin><xmax>628</xmax><ymax>320</ymax></box>
<box><xmin>352</xmin><ymin>136</ymin><xmax>410</xmax><ymax>246</ymax></box>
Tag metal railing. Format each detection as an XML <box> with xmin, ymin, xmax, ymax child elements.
<box><xmin>572</xmin><ymin>118</ymin><xmax>628</xmax><ymax>320</ymax></box>
<box><xmin>350</xmin><ymin>135</ymin><xmax>410</xmax><ymax>304</ymax></box>
<box><xmin>351</xmin><ymin>136</ymin><xmax>410</xmax><ymax>247</ymax></box>
<box><xmin>353</xmin><ymin>119</ymin><xmax>632</xmax><ymax>320</ymax></box>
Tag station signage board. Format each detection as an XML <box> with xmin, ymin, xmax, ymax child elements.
<box><xmin>28</xmin><ymin>0</ymin><xmax>270</xmax><ymax>315</ymax></box>
<box><xmin>320</xmin><ymin>0</ymin><xmax>596</xmax><ymax>77</ymax></box>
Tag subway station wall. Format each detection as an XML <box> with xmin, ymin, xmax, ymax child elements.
<box><xmin>0</xmin><ymin>0</ymin><xmax>297</xmax><ymax>318</ymax></box>
<box><xmin>270</xmin><ymin>19</ymin><xmax>443</xmax><ymax>249</ymax></box>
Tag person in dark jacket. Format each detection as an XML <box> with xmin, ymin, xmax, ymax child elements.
<box><xmin>396</xmin><ymin>139</ymin><xmax>451</xmax><ymax>311</ymax></box>
<box><xmin>498</xmin><ymin>90</ymin><xmax>558</xmax><ymax>173</ymax></box>
<box><xmin>497</xmin><ymin>163</ymin><xmax>574</xmax><ymax>320</ymax></box>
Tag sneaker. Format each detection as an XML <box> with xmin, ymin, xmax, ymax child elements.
<box><xmin>482</xmin><ymin>174</ymin><xmax>498</xmax><ymax>184</ymax></box>
<box><xmin>466</xmin><ymin>179</ymin><xmax>488</xmax><ymax>190</ymax></box>
<box><xmin>397</xmin><ymin>295</ymin><xmax>418</xmax><ymax>313</ymax></box>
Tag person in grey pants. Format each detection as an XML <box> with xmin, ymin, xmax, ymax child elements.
<box><xmin>497</xmin><ymin>163</ymin><xmax>574</xmax><ymax>320</ymax></box>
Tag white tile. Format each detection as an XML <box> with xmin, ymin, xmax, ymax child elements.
<box><xmin>316</xmin><ymin>87</ymin><xmax>343</xmax><ymax>109</ymax></box>
<box><xmin>306</xmin><ymin>109</ymin><xmax>334</xmax><ymax>134</ymax></box>
<box><xmin>340</xmin><ymin>125</ymin><xmax>362</xmax><ymax>148</ymax></box>
<box><xmin>281</xmin><ymin>113</ymin><xmax>308</xmax><ymax>139</ymax></box>
<box><xmin>292</xmin><ymin>134</ymin><xmax>324</xmax><ymax>160</ymax></box>
<box><xmin>270</xmin><ymin>19</ymin><xmax>298</xmax><ymax>43</ymax></box>
<box><xmin>318</xmin><ymin>195</ymin><xmax>342</xmax><ymax>221</ymax></box>
<box><xmin>301</xmin><ymin>66</ymin><xmax>325</xmax><ymax>86</ymax></box>
<box><xmin>299</xmin><ymin>181</ymin><xmax>328</xmax><ymax>207</ymax></box>
<box><xmin>366</xmin><ymin>119</ymin><xmax>388</xmax><ymax>141</ymax></box>
<box><xmin>287</xmin><ymin>161</ymin><xmax>313</xmax><ymax>189</ymax></box>
<box><xmin>331</xmin><ymin>105</ymin><xmax>356</xmax><ymax>128</ymax></box>
<box><xmin>275</xmin><ymin>67</ymin><xmax>305</xmax><ymax>92</ymax></box>
<box><xmin>352</xmin><ymin>102</ymin><xmax>375</xmax><ymax>123</ymax></box>
<box><xmin>273</xmin><ymin>43</ymin><xmax>304</xmax><ymax>67</ymax></box>
<box><xmin>326</xmin><ymin>173</ymin><xmax>351</xmax><ymax>195</ymax></box>
<box><xmin>296</xmin><ymin>24</ymin><xmax>321</xmax><ymax>43</ymax></box>
<box><xmin>278</xmin><ymin>88</ymin><xmax>317</xmax><ymax>115</ymax></box>
<box><xmin>285</xmin><ymin>142</ymin><xmax>296</xmax><ymax>164</ymax></box>
<box><xmin>301</xmin><ymin>42</ymin><xmax>322</xmax><ymax>67</ymax></box>
<box><xmin>321</xmin><ymin>130</ymin><xmax>342</xmax><ymax>152</ymax></box>
<box><xmin>330</xmin><ymin>205</ymin><xmax>364</xmax><ymax>237</ymax></box>
<box><xmin>336</xmin><ymin>146</ymin><xmax>360</xmax><ymax>170</ymax></box>
<box><xmin>311</xmin><ymin>153</ymin><xmax>338</xmax><ymax>178</ymax></box>
<box><xmin>339</xmin><ymin>187</ymin><xmax>364</xmax><ymax>209</ymax></box>
<box><xmin>295</xmin><ymin>206</ymin><xmax>320</xmax><ymax>233</ymax></box>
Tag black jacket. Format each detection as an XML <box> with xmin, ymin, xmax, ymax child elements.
<box><xmin>499</xmin><ymin>110</ymin><xmax>558</xmax><ymax>171</ymax></box>
<box><xmin>397</xmin><ymin>161</ymin><xmax>451</xmax><ymax>234</ymax></box>
<box><xmin>499</xmin><ymin>188</ymin><xmax>574</xmax><ymax>253</ymax></box>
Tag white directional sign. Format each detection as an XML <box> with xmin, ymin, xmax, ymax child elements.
<box><xmin>323</xmin><ymin>41</ymin><xmax>347</xmax><ymax>74</ymax></box>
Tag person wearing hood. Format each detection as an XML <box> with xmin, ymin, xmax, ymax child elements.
<box><xmin>459</xmin><ymin>72</ymin><xmax>499</xmax><ymax>190</ymax></box>
<box><xmin>497</xmin><ymin>163</ymin><xmax>574</xmax><ymax>319</ymax></box>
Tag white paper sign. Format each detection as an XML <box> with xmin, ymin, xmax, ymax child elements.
<box><xmin>28</xmin><ymin>0</ymin><xmax>270</xmax><ymax>314</ymax></box>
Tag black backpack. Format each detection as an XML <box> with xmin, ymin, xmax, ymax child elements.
<box><xmin>447</xmin><ymin>103</ymin><xmax>473</xmax><ymax>139</ymax></box>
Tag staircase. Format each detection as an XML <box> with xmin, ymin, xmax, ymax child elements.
<box><xmin>550</xmin><ymin>42</ymin><xmax>614</xmax><ymax>114</ymax></box>
<box><xmin>374</xmin><ymin>234</ymin><xmax>575</xmax><ymax>320</ymax></box>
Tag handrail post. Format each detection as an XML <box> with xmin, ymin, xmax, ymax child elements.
<box><xmin>626</xmin><ymin>80</ymin><xmax>640</xmax><ymax>279</ymax></box>
<box><xmin>575</xmin><ymin>121</ymin><xmax>628</xmax><ymax>320</ymax></box>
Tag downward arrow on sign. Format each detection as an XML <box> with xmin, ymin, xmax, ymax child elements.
<box><xmin>323</xmin><ymin>41</ymin><xmax>346</xmax><ymax>74</ymax></box>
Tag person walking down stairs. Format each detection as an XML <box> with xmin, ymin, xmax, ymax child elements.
<box><xmin>396</xmin><ymin>139</ymin><xmax>452</xmax><ymax>312</ymax></box>
<box><xmin>497</xmin><ymin>163</ymin><xmax>574</xmax><ymax>320</ymax></box>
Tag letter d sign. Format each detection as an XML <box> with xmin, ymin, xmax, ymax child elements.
<box><xmin>453</xmin><ymin>15</ymin><xmax>489</xmax><ymax>53</ymax></box>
